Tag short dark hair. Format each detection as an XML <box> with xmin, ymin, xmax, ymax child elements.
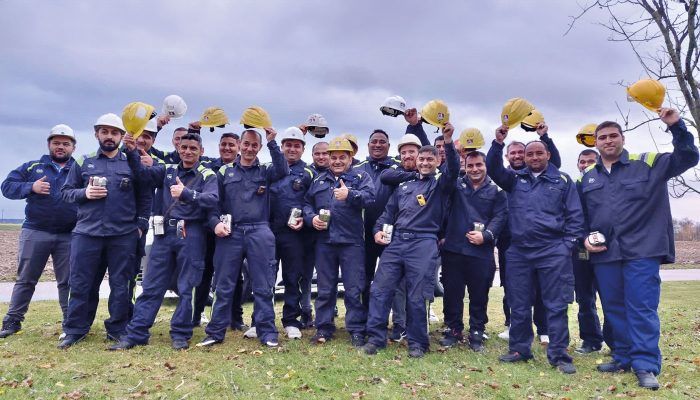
<box><xmin>242</xmin><ymin>129</ymin><xmax>262</xmax><ymax>143</ymax></box>
<box><xmin>220</xmin><ymin>132</ymin><xmax>240</xmax><ymax>142</ymax></box>
<box><xmin>524</xmin><ymin>140</ymin><xmax>549</xmax><ymax>152</ymax></box>
<box><xmin>465</xmin><ymin>151</ymin><xmax>486</xmax><ymax>163</ymax></box>
<box><xmin>578</xmin><ymin>149</ymin><xmax>599</xmax><ymax>159</ymax></box>
<box><xmin>595</xmin><ymin>121</ymin><xmax>623</xmax><ymax>137</ymax></box>
<box><xmin>418</xmin><ymin>145</ymin><xmax>438</xmax><ymax>157</ymax></box>
<box><xmin>312</xmin><ymin>142</ymin><xmax>329</xmax><ymax>152</ymax></box>
<box><xmin>180</xmin><ymin>133</ymin><xmax>202</xmax><ymax>146</ymax></box>
<box><xmin>433</xmin><ymin>135</ymin><xmax>445</xmax><ymax>145</ymax></box>
<box><xmin>506</xmin><ymin>141</ymin><xmax>525</xmax><ymax>152</ymax></box>
<box><xmin>369</xmin><ymin>129</ymin><xmax>389</xmax><ymax>141</ymax></box>
<box><xmin>174</xmin><ymin>127</ymin><xmax>188</xmax><ymax>133</ymax></box>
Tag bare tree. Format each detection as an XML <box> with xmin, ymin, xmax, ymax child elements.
<box><xmin>568</xmin><ymin>0</ymin><xmax>700</xmax><ymax>197</ymax></box>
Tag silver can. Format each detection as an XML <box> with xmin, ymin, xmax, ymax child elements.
<box><xmin>319</xmin><ymin>209</ymin><xmax>331</xmax><ymax>223</ymax></box>
<box><xmin>473</xmin><ymin>222</ymin><xmax>485</xmax><ymax>232</ymax></box>
<box><xmin>220</xmin><ymin>214</ymin><xmax>231</xmax><ymax>231</ymax></box>
<box><xmin>93</xmin><ymin>176</ymin><xmax>107</xmax><ymax>187</ymax></box>
<box><xmin>288</xmin><ymin>208</ymin><xmax>302</xmax><ymax>226</ymax></box>
<box><xmin>152</xmin><ymin>216</ymin><xmax>164</xmax><ymax>236</ymax></box>
<box><xmin>382</xmin><ymin>224</ymin><xmax>393</xmax><ymax>244</ymax></box>
<box><xmin>587</xmin><ymin>231</ymin><xmax>607</xmax><ymax>246</ymax></box>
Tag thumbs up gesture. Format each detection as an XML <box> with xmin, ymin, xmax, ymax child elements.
<box><xmin>32</xmin><ymin>176</ymin><xmax>51</xmax><ymax>195</ymax></box>
<box><xmin>334</xmin><ymin>179</ymin><xmax>349</xmax><ymax>201</ymax></box>
<box><xmin>139</xmin><ymin>148</ymin><xmax>154</xmax><ymax>167</ymax></box>
<box><xmin>171</xmin><ymin>176</ymin><xmax>185</xmax><ymax>199</ymax></box>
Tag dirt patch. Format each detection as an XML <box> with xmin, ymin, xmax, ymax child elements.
<box><xmin>0</xmin><ymin>231</ymin><xmax>56</xmax><ymax>282</ymax></box>
<box><xmin>674</xmin><ymin>241</ymin><xmax>700</xmax><ymax>264</ymax></box>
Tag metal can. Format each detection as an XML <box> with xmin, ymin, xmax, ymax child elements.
<box><xmin>176</xmin><ymin>220</ymin><xmax>186</xmax><ymax>239</ymax></box>
<box><xmin>319</xmin><ymin>209</ymin><xmax>331</xmax><ymax>223</ymax></box>
<box><xmin>382</xmin><ymin>224</ymin><xmax>393</xmax><ymax>244</ymax></box>
<box><xmin>473</xmin><ymin>222</ymin><xmax>485</xmax><ymax>232</ymax></box>
<box><xmin>587</xmin><ymin>231</ymin><xmax>606</xmax><ymax>246</ymax></box>
<box><xmin>288</xmin><ymin>208</ymin><xmax>302</xmax><ymax>226</ymax></box>
<box><xmin>152</xmin><ymin>216</ymin><xmax>165</xmax><ymax>236</ymax></box>
<box><xmin>93</xmin><ymin>176</ymin><xmax>107</xmax><ymax>187</ymax></box>
<box><xmin>220</xmin><ymin>214</ymin><xmax>231</xmax><ymax>232</ymax></box>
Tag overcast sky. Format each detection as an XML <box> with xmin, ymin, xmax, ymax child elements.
<box><xmin>1</xmin><ymin>1</ymin><xmax>698</xmax><ymax>220</ymax></box>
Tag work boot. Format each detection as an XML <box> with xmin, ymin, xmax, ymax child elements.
<box><xmin>230</xmin><ymin>321</ymin><xmax>249</xmax><ymax>331</ymax></box>
<box><xmin>0</xmin><ymin>321</ymin><xmax>21</xmax><ymax>338</ymax></box>
<box><xmin>597</xmin><ymin>361</ymin><xmax>631</xmax><ymax>373</ymax></box>
<box><xmin>109</xmin><ymin>338</ymin><xmax>139</xmax><ymax>351</ymax></box>
<box><xmin>309</xmin><ymin>332</ymin><xmax>331</xmax><ymax>344</ymax></box>
<box><xmin>389</xmin><ymin>325</ymin><xmax>406</xmax><ymax>342</ymax></box>
<box><xmin>555</xmin><ymin>361</ymin><xmax>577</xmax><ymax>374</ymax></box>
<box><xmin>439</xmin><ymin>329</ymin><xmax>464</xmax><ymax>347</ymax></box>
<box><xmin>350</xmin><ymin>334</ymin><xmax>366</xmax><ymax>348</ymax></box>
<box><xmin>468</xmin><ymin>330</ymin><xmax>485</xmax><ymax>352</ymax></box>
<box><xmin>171</xmin><ymin>339</ymin><xmax>189</xmax><ymax>350</ymax></box>
<box><xmin>57</xmin><ymin>333</ymin><xmax>87</xmax><ymax>349</ymax></box>
<box><xmin>105</xmin><ymin>332</ymin><xmax>123</xmax><ymax>342</ymax></box>
<box><xmin>408</xmin><ymin>347</ymin><xmax>425</xmax><ymax>358</ymax></box>
<box><xmin>498</xmin><ymin>351</ymin><xmax>533</xmax><ymax>363</ymax></box>
<box><xmin>635</xmin><ymin>371</ymin><xmax>660</xmax><ymax>390</ymax></box>
<box><xmin>361</xmin><ymin>343</ymin><xmax>378</xmax><ymax>355</ymax></box>
<box><xmin>575</xmin><ymin>342</ymin><xmax>602</xmax><ymax>354</ymax></box>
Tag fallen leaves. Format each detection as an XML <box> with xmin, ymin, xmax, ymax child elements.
<box><xmin>163</xmin><ymin>362</ymin><xmax>176</xmax><ymax>370</ymax></box>
<box><xmin>61</xmin><ymin>390</ymin><xmax>84</xmax><ymax>399</ymax></box>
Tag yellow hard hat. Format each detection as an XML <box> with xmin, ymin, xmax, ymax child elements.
<box><xmin>240</xmin><ymin>106</ymin><xmax>272</xmax><ymax>128</ymax></box>
<box><xmin>576</xmin><ymin>123</ymin><xmax>598</xmax><ymax>148</ymax></box>
<box><xmin>199</xmin><ymin>107</ymin><xmax>229</xmax><ymax>128</ymax></box>
<box><xmin>501</xmin><ymin>98</ymin><xmax>535</xmax><ymax>129</ymax></box>
<box><xmin>520</xmin><ymin>109</ymin><xmax>544</xmax><ymax>132</ymax></box>
<box><xmin>122</xmin><ymin>102</ymin><xmax>156</xmax><ymax>138</ymax></box>
<box><xmin>458</xmin><ymin>128</ymin><xmax>485</xmax><ymax>150</ymax></box>
<box><xmin>327</xmin><ymin>136</ymin><xmax>354</xmax><ymax>153</ymax></box>
<box><xmin>342</xmin><ymin>134</ymin><xmax>359</xmax><ymax>155</ymax></box>
<box><xmin>627</xmin><ymin>79</ymin><xmax>665</xmax><ymax>112</ymax></box>
<box><xmin>420</xmin><ymin>99</ymin><xmax>450</xmax><ymax>129</ymax></box>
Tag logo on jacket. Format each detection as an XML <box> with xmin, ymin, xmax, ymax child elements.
<box><xmin>167</xmin><ymin>174</ymin><xmax>173</xmax><ymax>179</ymax></box>
<box><xmin>520</xmin><ymin>179</ymin><xmax>527</xmax><ymax>183</ymax></box>
<box><xmin>36</xmin><ymin>169</ymin><xmax>44</xmax><ymax>174</ymax></box>
<box><xmin>87</xmin><ymin>164</ymin><xmax>94</xmax><ymax>169</ymax></box>
<box><xmin>588</xmin><ymin>178</ymin><xmax>595</xmax><ymax>183</ymax></box>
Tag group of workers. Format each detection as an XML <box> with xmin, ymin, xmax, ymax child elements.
<box><xmin>0</xmin><ymin>93</ymin><xmax>697</xmax><ymax>391</ymax></box>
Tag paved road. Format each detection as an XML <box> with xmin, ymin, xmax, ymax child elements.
<box><xmin>1</xmin><ymin>269</ymin><xmax>698</xmax><ymax>303</ymax></box>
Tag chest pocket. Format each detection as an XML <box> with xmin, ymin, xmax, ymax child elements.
<box><xmin>509</xmin><ymin>179</ymin><xmax>531</xmax><ymax>208</ymax></box>
<box><xmin>581</xmin><ymin>181</ymin><xmax>604</xmax><ymax>209</ymax></box>
<box><xmin>542</xmin><ymin>182</ymin><xmax>565</xmax><ymax>210</ymax></box>
<box><xmin>476</xmin><ymin>191</ymin><xmax>496</xmax><ymax>214</ymax></box>
<box><xmin>620</xmin><ymin>176</ymin><xmax>648</xmax><ymax>201</ymax></box>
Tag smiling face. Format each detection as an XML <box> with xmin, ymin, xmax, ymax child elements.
<box><xmin>312</xmin><ymin>142</ymin><xmax>329</xmax><ymax>169</ymax></box>
<box><xmin>577</xmin><ymin>152</ymin><xmax>598</xmax><ymax>173</ymax></box>
<box><xmin>368</xmin><ymin>132</ymin><xmax>389</xmax><ymax>160</ymax></box>
<box><xmin>218</xmin><ymin>136</ymin><xmax>239</xmax><ymax>163</ymax></box>
<box><xmin>524</xmin><ymin>141</ymin><xmax>550</xmax><ymax>173</ymax></box>
<box><xmin>282</xmin><ymin>139</ymin><xmax>304</xmax><ymax>164</ymax></box>
<box><xmin>399</xmin><ymin>144</ymin><xmax>419</xmax><ymax>171</ymax></box>
<box><xmin>506</xmin><ymin>143</ymin><xmax>525</xmax><ymax>169</ymax></box>
<box><xmin>329</xmin><ymin>150</ymin><xmax>352</xmax><ymax>176</ymax></box>
<box><xmin>178</xmin><ymin>138</ymin><xmax>201</xmax><ymax>168</ymax></box>
<box><xmin>48</xmin><ymin>136</ymin><xmax>75</xmax><ymax>163</ymax></box>
<box><xmin>136</xmin><ymin>131</ymin><xmax>155</xmax><ymax>153</ymax></box>
<box><xmin>239</xmin><ymin>131</ymin><xmax>262</xmax><ymax>165</ymax></box>
<box><xmin>595</xmin><ymin>126</ymin><xmax>625</xmax><ymax>163</ymax></box>
<box><xmin>172</xmin><ymin>128</ymin><xmax>188</xmax><ymax>151</ymax></box>
<box><xmin>465</xmin><ymin>153</ymin><xmax>486</xmax><ymax>186</ymax></box>
<box><xmin>417</xmin><ymin>150</ymin><xmax>439</xmax><ymax>175</ymax></box>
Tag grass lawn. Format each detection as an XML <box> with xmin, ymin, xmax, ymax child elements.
<box><xmin>0</xmin><ymin>283</ymin><xmax>699</xmax><ymax>399</ymax></box>
<box><xmin>0</xmin><ymin>224</ymin><xmax>21</xmax><ymax>231</ymax></box>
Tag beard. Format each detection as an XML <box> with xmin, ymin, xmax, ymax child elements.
<box><xmin>99</xmin><ymin>140</ymin><xmax>119</xmax><ymax>152</ymax></box>
<box><xmin>50</xmin><ymin>153</ymin><xmax>71</xmax><ymax>163</ymax></box>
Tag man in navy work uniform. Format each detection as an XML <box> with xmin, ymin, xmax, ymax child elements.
<box><xmin>353</xmin><ymin>130</ymin><xmax>398</xmax><ymax>306</ymax></box>
<box><xmin>270</xmin><ymin>127</ymin><xmax>315</xmax><ymax>339</ymax></box>
<box><xmin>440</xmin><ymin>150</ymin><xmax>507</xmax><ymax>352</ymax></box>
<box><xmin>110</xmin><ymin>133</ymin><xmax>219</xmax><ymax>351</ymax></box>
<box><xmin>362</xmin><ymin>123</ymin><xmax>458</xmax><ymax>358</ymax></box>
<box><xmin>198</xmin><ymin>127</ymin><xmax>288</xmax><ymax>348</ymax></box>
<box><xmin>304</xmin><ymin>136</ymin><xmax>375</xmax><ymax>347</ymax></box>
<box><xmin>486</xmin><ymin>124</ymin><xmax>584</xmax><ymax>374</ymax></box>
<box><xmin>0</xmin><ymin>124</ymin><xmax>78</xmax><ymax>338</ymax></box>
<box><xmin>58</xmin><ymin>113</ymin><xmax>151</xmax><ymax>349</ymax></box>
<box><xmin>581</xmin><ymin>109</ymin><xmax>698</xmax><ymax>390</ymax></box>
<box><xmin>572</xmin><ymin>149</ymin><xmax>609</xmax><ymax>354</ymax></box>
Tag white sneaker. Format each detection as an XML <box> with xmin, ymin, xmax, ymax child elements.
<box><xmin>58</xmin><ymin>332</ymin><xmax>67</xmax><ymax>340</ymax></box>
<box><xmin>199</xmin><ymin>313</ymin><xmax>210</xmax><ymax>325</ymax></box>
<box><xmin>284</xmin><ymin>326</ymin><xmax>302</xmax><ymax>339</ymax></box>
<box><xmin>243</xmin><ymin>326</ymin><xmax>257</xmax><ymax>338</ymax></box>
<box><xmin>540</xmin><ymin>334</ymin><xmax>550</xmax><ymax>344</ymax></box>
<box><xmin>498</xmin><ymin>326</ymin><xmax>510</xmax><ymax>340</ymax></box>
<box><xmin>429</xmin><ymin>306</ymin><xmax>439</xmax><ymax>323</ymax></box>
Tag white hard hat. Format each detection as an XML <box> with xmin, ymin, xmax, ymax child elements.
<box><xmin>94</xmin><ymin>113</ymin><xmax>125</xmax><ymax>132</ymax></box>
<box><xmin>380</xmin><ymin>95</ymin><xmax>407</xmax><ymax>117</ymax></box>
<box><xmin>162</xmin><ymin>95</ymin><xmax>187</xmax><ymax>119</ymax></box>
<box><xmin>397</xmin><ymin>133</ymin><xmax>422</xmax><ymax>152</ymax></box>
<box><xmin>280</xmin><ymin>127</ymin><xmax>306</xmax><ymax>145</ymax></box>
<box><xmin>305</xmin><ymin>113</ymin><xmax>329</xmax><ymax>138</ymax></box>
<box><xmin>143</xmin><ymin>118</ymin><xmax>158</xmax><ymax>134</ymax></box>
<box><xmin>48</xmin><ymin>124</ymin><xmax>76</xmax><ymax>143</ymax></box>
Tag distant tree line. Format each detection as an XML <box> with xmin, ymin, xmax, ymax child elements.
<box><xmin>674</xmin><ymin>218</ymin><xmax>700</xmax><ymax>241</ymax></box>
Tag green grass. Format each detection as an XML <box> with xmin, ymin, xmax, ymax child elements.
<box><xmin>662</xmin><ymin>263</ymin><xmax>700</xmax><ymax>270</ymax></box>
<box><xmin>0</xmin><ymin>224</ymin><xmax>21</xmax><ymax>231</ymax></box>
<box><xmin>1</xmin><ymin>283</ymin><xmax>699</xmax><ymax>399</ymax></box>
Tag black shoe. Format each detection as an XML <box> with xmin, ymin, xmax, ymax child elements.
<box><xmin>498</xmin><ymin>351</ymin><xmax>533</xmax><ymax>363</ymax></box>
<box><xmin>597</xmin><ymin>361</ymin><xmax>631</xmax><ymax>373</ymax></box>
<box><xmin>57</xmin><ymin>333</ymin><xmax>87</xmax><ymax>349</ymax></box>
<box><xmin>310</xmin><ymin>332</ymin><xmax>331</xmax><ymax>344</ymax></box>
<box><xmin>575</xmin><ymin>343</ymin><xmax>602</xmax><ymax>354</ymax></box>
<box><xmin>408</xmin><ymin>347</ymin><xmax>425</xmax><ymax>358</ymax></box>
<box><xmin>300</xmin><ymin>312</ymin><xmax>314</xmax><ymax>329</ymax></box>
<box><xmin>0</xmin><ymin>321</ymin><xmax>21</xmax><ymax>338</ymax></box>
<box><xmin>555</xmin><ymin>361</ymin><xmax>577</xmax><ymax>374</ymax></box>
<box><xmin>361</xmin><ymin>343</ymin><xmax>378</xmax><ymax>355</ymax></box>
<box><xmin>196</xmin><ymin>336</ymin><xmax>223</xmax><ymax>347</ymax></box>
<box><xmin>350</xmin><ymin>334</ymin><xmax>366</xmax><ymax>348</ymax></box>
<box><xmin>389</xmin><ymin>325</ymin><xmax>406</xmax><ymax>342</ymax></box>
<box><xmin>109</xmin><ymin>338</ymin><xmax>138</xmax><ymax>351</ymax></box>
<box><xmin>468</xmin><ymin>330</ymin><xmax>485</xmax><ymax>352</ymax></box>
<box><xmin>439</xmin><ymin>329</ymin><xmax>464</xmax><ymax>347</ymax></box>
<box><xmin>230</xmin><ymin>322</ymin><xmax>249</xmax><ymax>331</ymax></box>
<box><xmin>635</xmin><ymin>370</ymin><xmax>660</xmax><ymax>390</ymax></box>
<box><xmin>106</xmin><ymin>332</ymin><xmax>123</xmax><ymax>342</ymax></box>
<box><xmin>172</xmin><ymin>339</ymin><xmax>189</xmax><ymax>350</ymax></box>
